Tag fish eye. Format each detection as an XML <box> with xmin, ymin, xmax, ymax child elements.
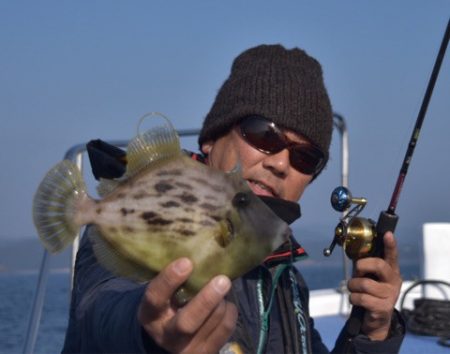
<box><xmin>232</xmin><ymin>192</ymin><xmax>250</xmax><ymax>208</ymax></box>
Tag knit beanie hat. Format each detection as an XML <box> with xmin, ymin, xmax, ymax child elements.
<box><xmin>199</xmin><ymin>44</ymin><xmax>333</xmax><ymax>167</ymax></box>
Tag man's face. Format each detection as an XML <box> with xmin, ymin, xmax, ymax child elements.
<box><xmin>201</xmin><ymin>127</ymin><xmax>314</xmax><ymax>202</ymax></box>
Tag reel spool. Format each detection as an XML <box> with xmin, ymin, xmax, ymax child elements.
<box><xmin>324</xmin><ymin>186</ymin><xmax>377</xmax><ymax>260</ymax></box>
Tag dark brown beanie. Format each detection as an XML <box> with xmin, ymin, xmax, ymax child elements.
<box><xmin>199</xmin><ymin>44</ymin><xmax>333</xmax><ymax>163</ymax></box>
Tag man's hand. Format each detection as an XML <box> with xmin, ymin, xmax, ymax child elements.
<box><xmin>347</xmin><ymin>232</ymin><xmax>402</xmax><ymax>340</ymax></box>
<box><xmin>138</xmin><ymin>258</ymin><xmax>238</xmax><ymax>353</ymax></box>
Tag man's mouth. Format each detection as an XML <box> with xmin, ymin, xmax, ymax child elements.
<box><xmin>247</xmin><ymin>179</ymin><xmax>277</xmax><ymax>198</ymax></box>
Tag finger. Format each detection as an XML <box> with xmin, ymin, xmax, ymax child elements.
<box><xmin>142</xmin><ymin>258</ymin><xmax>193</xmax><ymax>316</ymax></box>
<box><xmin>347</xmin><ymin>277</ymin><xmax>388</xmax><ymax>299</ymax></box>
<box><xmin>383</xmin><ymin>231</ymin><xmax>400</xmax><ymax>272</ymax></box>
<box><xmin>205</xmin><ymin>300</ymin><xmax>238</xmax><ymax>340</ymax></box>
<box><xmin>174</xmin><ymin>275</ymin><xmax>231</xmax><ymax>335</ymax></box>
<box><xmin>349</xmin><ymin>292</ymin><xmax>393</xmax><ymax>314</ymax></box>
<box><xmin>180</xmin><ymin>301</ymin><xmax>238</xmax><ymax>354</ymax></box>
<box><xmin>353</xmin><ymin>257</ymin><xmax>391</xmax><ymax>282</ymax></box>
<box><xmin>195</xmin><ymin>301</ymin><xmax>238</xmax><ymax>353</ymax></box>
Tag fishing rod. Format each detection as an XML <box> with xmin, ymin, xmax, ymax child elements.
<box><xmin>323</xmin><ymin>18</ymin><xmax>450</xmax><ymax>341</ymax></box>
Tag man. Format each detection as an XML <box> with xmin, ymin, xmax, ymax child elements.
<box><xmin>63</xmin><ymin>44</ymin><xmax>404</xmax><ymax>353</ymax></box>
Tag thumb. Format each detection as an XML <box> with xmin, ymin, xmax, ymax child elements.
<box><xmin>383</xmin><ymin>231</ymin><xmax>399</xmax><ymax>272</ymax></box>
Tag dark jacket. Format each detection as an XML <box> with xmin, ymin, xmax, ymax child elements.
<box><xmin>63</xmin><ymin>147</ymin><xmax>404</xmax><ymax>353</ymax></box>
<box><xmin>62</xmin><ymin>228</ymin><xmax>404</xmax><ymax>354</ymax></box>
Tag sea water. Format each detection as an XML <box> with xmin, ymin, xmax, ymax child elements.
<box><xmin>0</xmin><ymin>258</ymin><xmax>422</xmax><ymax>354</ymax></box>
<box><xmin>0</xmin><ymin>272</ymin><xmax>69</xmax><ymax>354</ymax></box>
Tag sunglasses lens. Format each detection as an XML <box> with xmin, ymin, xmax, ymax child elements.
<box><xmin>290</xmin><ymin>146</ymin><xmax>324</xmax><ymax>175</ymax></box>
<box><xmin>240</xmin><ymin>117</ymin><xmax>286</xmax><ymax>153</ymax></box>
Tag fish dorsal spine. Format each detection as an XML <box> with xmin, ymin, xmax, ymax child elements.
<box><xmin>225</xmin><ymin>161</ymin><xmax>249</xmax><ymax>191</ymax></box>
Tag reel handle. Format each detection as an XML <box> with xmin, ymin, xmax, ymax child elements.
<box><xmin>331</xmin><ymin>186</ymin><xmax>367</xmax><ymax>212</ymax></box>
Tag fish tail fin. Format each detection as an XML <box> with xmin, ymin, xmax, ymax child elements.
<box><xmin>32</xmin><ymin>160</ymin><xmax>88</xmax><ymax>253</ymax></box>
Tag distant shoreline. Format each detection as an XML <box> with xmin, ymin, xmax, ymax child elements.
<box><xmin>0</xmin><ymin>267</ymin><xmax>71</xmax><ymax>275</ymax></box>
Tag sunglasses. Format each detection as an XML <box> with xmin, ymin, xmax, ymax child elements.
<box><xmin>238</xmin><ymin>116</ymin><xmax>326</xmax><ymax>175</ymax></box>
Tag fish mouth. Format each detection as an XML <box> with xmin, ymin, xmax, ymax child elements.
<box><xmin>247</xmin><ymin>179</ymin><xmax>278</xmax><ymax>198</ymax></box>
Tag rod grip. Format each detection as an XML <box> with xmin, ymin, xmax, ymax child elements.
<box><xmin>371</xmin><ymin>211</ymin><xmax>399</xmax><ymax>258</ymax></box>
<box><xmin>344</xmin><ymin>211</ymin><xmax>399</xmax><ymax>343</ymax></box>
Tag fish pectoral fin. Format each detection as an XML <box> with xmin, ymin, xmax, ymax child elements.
<box><xmin>87</xmin><ymin>226</ymin><xmax>155</xmax><ymax>282</ymax></box>
<box><xmin>124</xmin><ymin>113</ymin><xmax>182</xmax><ymax>178</ymax></box>
<box><xmin>214</xmin><ymin>220</ymin><xmax>234</xmax><ymax>248</ymax></box>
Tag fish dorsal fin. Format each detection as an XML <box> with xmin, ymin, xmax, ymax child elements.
<box><xmin>226</xmin><ymin>161</ymin><xmax>248</xmax><ymax>189</ymax></box>
<box><xmin>125</xmin><ymin>112</ymin><xmax>181</xmax><ymax>178</ymax></box>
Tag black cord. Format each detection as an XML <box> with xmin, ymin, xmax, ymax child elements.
<box><xmin>400</xmin><ymin>279</ymin><xmax>450</xmax><ymax>347</ymax></box>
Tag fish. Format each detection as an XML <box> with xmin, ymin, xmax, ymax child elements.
<box><xmin>32</xmin><ymin>115</ymin><xmax>290</xmax><ymax>302</ymax></box>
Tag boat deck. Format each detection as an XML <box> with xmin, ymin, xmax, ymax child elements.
<box><xmin>315</xmin><ymin>315</ymin><xmax>448</xmax><ymax>353</ymax></box>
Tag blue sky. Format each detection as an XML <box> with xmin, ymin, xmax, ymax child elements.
<box><xmin>1</xmin><ymin>2</ymin><xmax>449</xmax><ymax>264</ymax></box>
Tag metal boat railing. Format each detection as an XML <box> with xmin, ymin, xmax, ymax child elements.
<box><xmin>23</xmin><ymin>116</ymin><xmax>348</xmax><ymax>353</ymax></box>
<box><xmin>333</xmin><ymin>113</ymin><xmax>352</xmax><ymax>314</ymax></box>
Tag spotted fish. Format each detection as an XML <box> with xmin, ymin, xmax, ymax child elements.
<box><xmin>33</xmin><ymin>116</ymin><xmax>290</xmax><ymax>301</ymax></box>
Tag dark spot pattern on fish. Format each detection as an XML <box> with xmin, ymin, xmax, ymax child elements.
<box><xmin>175</xmin><ymin>181</ymin><xmax>191</xmax><ymax>189</ymax></box>
<box><xmin>177</xmin><ymin>217</ymin><xmax>193</xmax><ymax>223</ymax></box>
<box><xmin>171</xmin><ymin>169</ymin><xmax>183</xmax><ymax>176</ymax></box>
<box><xmin>133</xmin><ymin>191</ymin><xmax>152</xmax><ymax>199</ymax></box>
<box><xmin>204</xmin><ymin>194</ymin><xmax>218</xmax><ymax>201</ymax></box>
<box><xmin>160</xmin><ymin>201</ymin><xmax>180</xmax><ymax>208</ymax></box>
<box><xmin>155</xmin><ymin>181</ymin><xmax>174</xmax><ymax>193</ymax></box>
<box><xmin>199</xmin><ymin>202</ymin><xmax>219</xmax><ymax>211</ymax></box>
<box><xmin>210</xmin><ymin>215</ymin><xmax>222</xmax><ymax>222</ymax></box>
<box><xmin>192</xmin><ymin>177</ymin><xmax>209</xmax><ymax>185</ymax></box>
<box><xmin>121</xmin><ymin>207</ymin><xmax>135</xmax><ymax>216</ymax></box>
<box><xmin>116</xmin><ymin>193</ymin><xmax>126</xmax><ymax>199</ymax></box>
<box><xmin>123</xmin><ymin>226</ymin><xmax>135</xmax><ymax>233</ymax></box>
<box><xmin>177</xmin><ymin>192</ymin><xmax>198</xmax><ymax>204</ymax></box>
<box><xmin>109</xmin><ymin>227</ymin><xmax>118</xmax><ymax>233</ymax></box>
<box><xmin>176</xmin><ymin>229</ymin><xmax>196</xmax><ymax>236</ymax></box>
<box><xmin>146</xmin><ymin>217</ymin><xmax>173</xmax><ymax>226</ymax></box>
<box><xmin>200</xmin><ymin>219</ymin><xmax>216</xmax><ymax>227</ymax></box>
<box><xmin>141</xmin><ymin>211</ymin><xmax>158</xmax><ymax>220</ymax></box>
<box><xmin>96</xmin><ymin>207</ymin><xmax>102</xmax><ymax>214</ymax></box>
<box><xmin>147</xmin><ymin>226</ymin><xmax>162</xmax><ymax>233</ymax></box>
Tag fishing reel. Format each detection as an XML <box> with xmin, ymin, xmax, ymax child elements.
<box><xmin>323</xmin><ymin>186</ymin><xmax>377</xmax><ymax>260</ymax></box>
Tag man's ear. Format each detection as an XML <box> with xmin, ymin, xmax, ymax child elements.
<box><xmin>201</xmin><ymin>141</ymin><xmax>214</xmax><ymax>155</ymax></box>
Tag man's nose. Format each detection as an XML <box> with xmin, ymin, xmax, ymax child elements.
<box><xmin>262</xmin><ymin>149</ymin><xmax>290</xmax><ymax>176</ymax></box>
